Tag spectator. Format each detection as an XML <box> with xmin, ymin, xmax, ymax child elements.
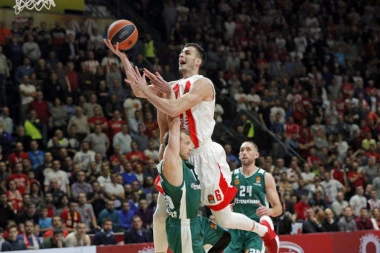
<box><xmin>120</xmin><ymin>160</ymin><xmax>138</xmax><ymax>186</ymax></box>
<box><xmin>348</xmin><ymin>161</ymin><xmax>365</xmax><ymax>188</ymax></box>
<box><xmin>42</xmin><ymin>228</ymin><xmax>66</xmax><ymax>248</ymax></box>
<box><xmin>294</xmin><ymin>195</ymin><xmax>310</xmax><ymax>221</ymax></box>
<box><xmin>88</xmin><ymin>181</ymin><xmax>108</xmax><ymax>217</ymax></box>
<box><xmin>15</xmin><ymin>57</ymin><xmax>34</xmax><ymax>84</ymax></box>
<box><xmin>39</xmin><ymin>205</ymin><xmax>52</xmax><ymax>234</ymax></box>
<box><xmin>8</xmin><ymin>141</ymin><xmax>29</xmax><ymax>169</ymax></box>
<box><xmin>302</xmin><ymin>208</ymin><xmax>326</xmax><ymax>234</ymax></box>
<box><xmin>350</xmin><ymin>186</ymin><xmax>368</xmax><ymax>216</ymax></box>
<box><xmin>123</xmin><ymin>92</ymin><xmax>142</xmax><ymax>122</ymax></box>
<box><xmin>50</xmin><ymin>98</ymin><xmax>67</xmax><ymax>130</ymax></box>
<box><xmin>123</xmin><ymin>215</ymin><xmax>153</xmax><ymax>244</ymax></box>
<box><xmin>331</xmin><ymin>191</ymin><xmax>349</xmax><ymax>217</ymax></box>
<box><xmin>24</xmin><ymin>110</ymin><xmax>43</xmax><ymax>145</ymax></box>
<box><xmin>143</xmin><ymin>159</ymin><xmax>158</xmax><ymax>182</ymax></box>
<box><xmin>67</xmin><ymin>107</ymin><xmax>90</xmax><ymax>141</ymax></box>
<box><xmin>322</xmin><ymin>208</ymin><xmax>339</xmax><ymax>232</ymax></box>
<box><xmin>0</xmin><ymin>193</ymin><xmax>15</xmax><ymax>228</ymax></box>
<box><xmin>60</xmin><ymin>201</ymin><xmax>82</xmax><ymax>232</ymax></box>
<box><xmin>131</xmin><ymin>123</ymin><xmax>149</xmax><ymax>151</ymax></box>
<box><xmin>84</xmin><ymin>125</ymin><xmax>109</xmax><ymax>157</ymax></box>
<box><xmin>77</xmin><ymin>193</ymin><xmax>98</xmax><ymax>231</ymax></box>
<box><xmin>28</xmin><ymin>140</ymin><xmax>44</xmax><ymax>170</ymax></box>
<box><xmin>50</xmin><ymin>182</ymin><xmax>66</xmax><ymax>210</ymax></box>
<box><xmin>2</xmin><ymin>224</ymin><xmax>26</xmax><ymax>251</ymax></box>
<box><xmin>42</xmin><ymin>192</ymin><xmax>56</xmax><ymax>218</ymax></box>
<box><xmin>5</xmin><ymin>161</ymin><xmax>29</xmax><ymax>194</ymax></box>
<box><xmin>0</xmin><ymin>107</ymin><xmax>13</xmax><ymax>134</ymax></box>
<box><xmin>97</xmin><ymin>163</ymin><xmax>111</xmax><ymax>188</ymax></box>
<box><xmin>134</xmin><ymin>198</ymin><xmax>153</xmax><ymax>229</ymax></box>
<box><xmin>6</xmin><ymin>179</ymin><xmax>23</xmax><ymax>212</ymax></box>
<box><xmin>71</xmin><ymin>171</ymin><xmax>93</xmax><ymax>200</ymax></box>
<box><xmin>15</xmin><ymin>202</ymin><xmax>39</xmax><ymax>230</ymax></box>
<box><xmin>44</xmin><ymin>216</ymin><xmax>69</xmax><ymax>238</ymax></box>
<box><xmin>18</xmin><ymin>220</ymin><xmax>41</xmax><ymax>249</ymax></box>
<box><xmin>98</xmin><ymin>200</ymin><xmax>120</xmax><ymax>232</ymax></box>
<box><xmin>371</xmin><ymin>208</ymin><xmax>380</xmax><ymax>230</ymax></box>
<box><xmin>88</xmin><ymin>106</ymin><xmax>108</xmax><ymax>132</ymax></box>
<box><xmin>362</xmin><ymin>156</ymin><xmax>378</xmax><ymax>185</ymax></box>
<box><xmin>119</xmin><ymin>201</ymin><xmax>134</xmax><ymax>230</ymax></box>
<box><xmin>338</xmin><ymin>206</ymin><xmax>357</xmax><ymax>232</ymax></box>
<box><xmin>108</xmin><ymin>109</ymin><xmax>124</xmax><ymax>139</ymax></box>
<box><xmin>30</xmin><ymin>181</ymin><xmax>42</xmax><ymax>206</ymax></box>
<box><xmin>368</xmin><ymin>190</ymin><xmax>380</xmax><ymax>211</ymax></box>
<box><xmin>44</xmin><ymin>160</ymin><xmax>70</xmax><ymax>196</ymax></box>
<box><xmin>73</xmin><ymin>141</ymin><xmax>95</xmax><ymax>171</ymax></box>
<box><xmin>113</xmin><ymin>124</ymin><xmax>132</xmax><ymax>155</ymax></box>
<box><xmin>126</xmin><ymin>141</ymin><xmax>147</xmax><ymax>167</ymax></box>
<box><xmin>92</xmin><ymin>218</ymin><xmax>116</xmax><ymax>246</ymax></box>
<box><xmin>355</xmin><ymin>208</ymin><xmax>374</xmax><ymax>230</ymax></box>
<box><xmin>104</xmin><ymin>172</ymin><xmax>125</xmax><ymax>209</ymax></box>
<box><xmin>321</xmin><ymin>171</ymin><xmax>344</xmax><ymax>204</ymax></box>
<box><xmin>64</xmin><ymin>222</ymin><xmax>90</xmax><ymax>247</ymax></box>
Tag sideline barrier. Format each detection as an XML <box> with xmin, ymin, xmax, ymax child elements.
<box><xmin>12</xmin><ymin>230</ymin><xmax>380</xmax><ymax>253</ymax></box>
<box><xmin>97</xmin><ymin>230</ymin><xmax>380</xmax><ymax>253</ymax></box>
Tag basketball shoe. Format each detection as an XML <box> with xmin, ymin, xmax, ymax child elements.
<box><xmin>260</xmin><ymin>216</ymin><xmax>279</xmax><ymax>253</ymax></box>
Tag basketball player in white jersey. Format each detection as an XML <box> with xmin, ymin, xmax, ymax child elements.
<box><xmin>104</xmin><ymin>39</ymin><xmax>280</xmax><ymax>253</ymax></box>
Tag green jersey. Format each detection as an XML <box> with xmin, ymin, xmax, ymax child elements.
<box><xmin>231</xmin><ymin>167</ymin><xmax>267</xmax><ymax>222</ymax></box>
<box><xmin>159</xmin><ymin>160</ymin><xmax>201</xmax><ymax>219</ymax></box>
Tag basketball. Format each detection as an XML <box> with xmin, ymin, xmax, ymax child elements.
<box><xmin>107</xmin><ymin>19</ymin><xmax>138</xmax><ymax>51</ymax></box>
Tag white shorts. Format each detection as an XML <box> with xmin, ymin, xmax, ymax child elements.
<box><xmin>189</xmin><ymin>139</ymin><xmax>237</xmax><ymax>210</ymax></box>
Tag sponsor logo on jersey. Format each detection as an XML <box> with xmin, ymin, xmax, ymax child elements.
<box><xmin>210</xmin><ymin>221</ymin><xmax>217</xmax><ymax>230</ymax></box>
<box><xmin>208</xmin><ymin>194</ymin><xmax>215</xmax><ymax>204</ymax></box>
<box><xmin>234</xmin><ymin>198</ymin><xmax>260</xmax><ymax>204</ymax></box>
<box><xmin>234</xmin><ymin>179</ymin><xmax>240</xmax><ymax>186</ymax></box>
<box><xmin>255</xmin><ymin>176</ymin><xmax>261</xmax><ymax>184</ymax></box>
<box><xmin>191</xmin><ymin>183</ymin><xmax>201</xmax><ymax>190</ymax></box>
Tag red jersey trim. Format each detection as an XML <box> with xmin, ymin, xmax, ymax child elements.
<box><xmin>183</xmin><ymin>81</ymin><xmax>199</xmax><ymax>148</ymax></box>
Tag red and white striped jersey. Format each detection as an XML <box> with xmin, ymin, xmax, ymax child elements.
<box><xmin>172</xmin><ymin>75</ymin><xmax>215</xmax><ymax>149</ymax></box>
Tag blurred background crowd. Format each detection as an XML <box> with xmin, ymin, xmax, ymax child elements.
<box><xmin>1</xmin><ymin>0</ymin><xmax>380</xmax><ymax>249</ymax></box>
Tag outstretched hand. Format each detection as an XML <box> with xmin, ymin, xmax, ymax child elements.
<box><xmin>143</xmin><ymin>69</ymin><xmax>173</xmax><ymax>95</ymax></box>
<box><xmin>104</xmin><ymin>39</ymin><xmax>126</xmax><ymax>59</ymax></box>
<box><xmin>125</xmin><ymin>66</ymin><xmax>148</xmax><ymax>96</ymax></box>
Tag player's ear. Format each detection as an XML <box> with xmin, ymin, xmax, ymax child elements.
<box><xmin>195</xmin><ymin>58</ymin><xmax>202</xmax><ymax>66</ymax></box>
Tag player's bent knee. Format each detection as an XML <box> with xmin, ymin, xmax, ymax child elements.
<box><xmin>208</xmin><ymin>231</ymin><xmax>231</xmax><ymax>253</ymax></box>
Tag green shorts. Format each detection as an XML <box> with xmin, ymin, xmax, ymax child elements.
<box><xmin>166</xmin><ymin>216</ymin><xmax>225</xmax><ymax>253</ymax></box>
<box><xmin>224</xmin><ymin>229</ymin><xmax>265</xmax><ymax>253</ymax></box>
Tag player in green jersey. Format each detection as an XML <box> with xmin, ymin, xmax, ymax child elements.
<box><xmin>157</xmin><ymin>115</ymin><xmax>231</xmax><ymax>253</ymax></box>
<box><xmin>225</xmin><ymin>141</ymin><xmax>282</xmax><ymax>253</ymax></box>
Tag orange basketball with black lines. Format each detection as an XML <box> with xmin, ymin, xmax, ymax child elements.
<box><xmin>107</xmin><ymin>20</ymin><xmax>138</xmax><ymax>50</ymax></box>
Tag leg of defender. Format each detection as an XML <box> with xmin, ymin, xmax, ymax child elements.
<box><xmin>153</xmin><ymin>193</ymin><xmax>169</xmax><ymax>252</ymax></box>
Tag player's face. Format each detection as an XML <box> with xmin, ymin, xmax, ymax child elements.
<box><xmin>239</xmin><ymin>142</ymin><xmax>259</xmax><ymax>166</ymax></box>
<box><xmin>178</xmin><ymin>46</ymin><xmax>201</xmax><ymax>72</ymax></box>
<box><xmin>179</xmin><ymin>133</ymin><xmax>193</xmax><ymax>161</ymax></box>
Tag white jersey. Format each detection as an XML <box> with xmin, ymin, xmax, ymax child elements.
<box><xmin>172</xmin><ymin>75</ymin><xmax>215</xmax><ymax>148</ymax></box>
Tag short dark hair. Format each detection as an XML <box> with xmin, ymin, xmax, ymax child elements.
<box><xmin>184</xmin><ymin>43</ymin><xmax>206</xmax><ymax>64</ymax></box>
<box><xmin>53</xmin><ymin>228</ymin><xmax>63</xmax><ymax>236</ymax></box>
<box><xmin>102</xmin><ymin>218</ymin><xmax>112</xmax><ymax>225</ymax></box>
<box><xmin>7</xmin><ymin>224</ymin><xmax>17</xmax><ymax>231</ymax></box>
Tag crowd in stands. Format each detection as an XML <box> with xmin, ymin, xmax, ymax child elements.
<box><xmin>0</xmin><ymin>0</ymin><xmax>380</xmax><ymax>249</ymax></box>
